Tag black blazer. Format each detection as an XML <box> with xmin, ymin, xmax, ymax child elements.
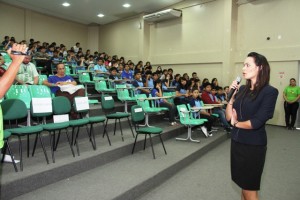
<box><xmin>232</xmin><ymin>85</ymin><xmax>278</xmax><ymax>145</ymax></box>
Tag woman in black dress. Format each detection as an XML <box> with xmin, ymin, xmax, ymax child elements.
<box><xmin>226</xmin><ymin>52</ymin><xmax>278</xmax><ymax>200</ymax></box>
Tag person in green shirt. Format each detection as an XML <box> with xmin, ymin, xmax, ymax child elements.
<box><xmin>283</xmin><ymin>78</ymin><xmax>300</xmax><ymax>130</ymax></box>
<box><xmin>0</xmin><ymin>43</ymin><xmax>27</xmax><ymax>149</ymax></box>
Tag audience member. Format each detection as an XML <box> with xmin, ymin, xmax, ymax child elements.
<box><xmin>151</xmin><ymin>80</ymin><xmax>177</xmax><ymax>125</ymax></box>
<box><xmin>174</xmin><ymin>77</ymin><xmax>190</xmax><ymax>105</ymax></box>
<box><xmin>189</xmin><ymin>88</ymin><xmax>217</xmax><ymax>137</ymax></box>
<box><xmin>73</xmin><ymin>42</ymin><xmax>80</xmax><ymax>53</ymax></box>
<box><xmin>121</xmin><ymin>64</ymin><xmax>133</xmax><ymax>80</ymax></box>
<box><xmin>201</xmin><ymin>82</ymin><xmax>231</xmax><ymax>132</ymax></box>
<box><xmin>132</xmin><ymin>71</ymin><xmax>150</xmax><ymax>95</ymax></box>
<box><xmin>43</xmin><ymin>63</ymin><xmax>85</xmax><ymax>119</ymax></box>
<box><xmin>171</xmin><ymin>74</ymin><xmax>181</xmax><ymax>87</ymax></box>
<box><xmin>15</xmin><ymin>55</ymin><xmax>39</xmax><ymax>85</ymax></box>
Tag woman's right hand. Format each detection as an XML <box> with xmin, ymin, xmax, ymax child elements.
<box><xmin>229</xmin><ymin>80</ymin><xmax>240</xmax><ymax>101</ymax></box>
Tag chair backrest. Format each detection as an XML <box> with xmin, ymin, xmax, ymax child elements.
<box><xmin>1</xmin><ymin>99</ymin><xmax>28</xmax><ymax>120</ymax></box>
<box><xmin>79</xmin><ymin>73</ymin><xmax>91</xmax><ymax>83</ymax></box>
<box><xmin>5</xmin><ymin>85</ymin><xmax>31</xmax><ymax>109</ymax></box>
<box><xmin>28</xmin><ymin>85</ymin><xmax>52</xmax><ymax>98</ymax></box>
<box><xmin>187</xmin><ymin>104</ymin><xmax>199</xmax><ymax>119</ymax></box>
<box><xmin>28</xmin><ymin>85</ymin><xmax>53</xmax><ymax>117</ymax></box>
<box><xmin>65</xmin><ymin>65</ymin><xmax>71</xmax><ymax>75</ymax></box>
<box><xmin>115</xmin><ymin>84</ymin><xmax>127</xmax><ymax>100</ymax></box>
<box><xmin>52</xmin><ymin>96</ymin><xmax>71</xmax><ymax>115</ymax></box>
<box><xmin>176</xmin><ymin>104</ymin><xmax>191</xmax><ymax>124</ymax></box>
<box><xmin>101</xmin><ymin>95</ymin><xmax>115</xmax><ymax>110</ymax></box>
<box><xmin>135</xmin><ymin>94</ymin><xmax>151</xmax><ymax>109</ymax></box>
<box><xmin>131</xmin><ymin>105</ymin><xmax>145</xmax><ymax>124</ymax></box>
<box><xmin>95</xmin><ymin>81</ymin><xmax>108</xmax><ymax>91</ymax></box>
<box><xmin>38</xmin><ymin>75</ymin><xmax>48</xmax><ymax>85</ymax></box>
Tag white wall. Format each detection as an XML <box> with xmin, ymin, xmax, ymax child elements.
<box><xmin>0</xmin><ymin>2</ymin><xmax>88</xmax><ymax>49</ymax></box>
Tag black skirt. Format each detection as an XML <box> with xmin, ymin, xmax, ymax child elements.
<box><xmin>231</xmin><ymin>140</ymin><xmax>267</xmax><ymax>191</ymax></box>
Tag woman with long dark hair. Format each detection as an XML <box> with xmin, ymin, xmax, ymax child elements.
<box><xmin>283</xmin><ymin>78</ymin><xmax>300</xmax><ymax>130</ymax></box>
<box><xmin>226</xmin><ymin>52</ymin><xmax>278</xmax><ymax>200</ymax></box>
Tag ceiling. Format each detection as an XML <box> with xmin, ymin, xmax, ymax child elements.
<box><xmin>1</xmin><ymin>0</ymin><xmax>185</xmax><ymax>25</ymax></box>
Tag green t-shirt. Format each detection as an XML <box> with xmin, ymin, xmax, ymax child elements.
<box><xmin>284</xmin><ymin>85</ymin><xmax>300</xmax><ymax>102</ymax></box>
<box><xmin>0</xmin><ymin>106</ymin><xmax>3</xmax><ymax>148</ymax></box>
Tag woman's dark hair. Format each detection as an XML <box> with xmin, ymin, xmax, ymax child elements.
<box><xmin>290</xmin><ymin>78</ymin><xmax>296</xmax><ymax>86</ymax></box>
<box><xmin>237</xmin><ymin>52</ymin><xmax>270</xmax><ymax>100</ymax></box>
<box><xmin>174</xmin><ymin>74</ymin><xmax>181</xmax><ymax>80</ymax></box>
<box><xmin>153</xmin><ymin>79</ymin><xmax>163</xmax><ymax>92</ymax></box>
<box><xmin>211</xmin><ymin>78</ymin><xmax>218</xmax><ymax>86</ymax></box>
<box><xmin>179</xmin><ymin>77</ymin><xmax>188</xmax><ymax>90</ymax></box>
<box><xmin>202</xmin><ymin>78</ymin><xmax>209</xmax><ymax>85</ymax></box>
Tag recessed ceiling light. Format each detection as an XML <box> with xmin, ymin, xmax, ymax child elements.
<box><xmin>123</xmin><ymin>3</ymin><xmax>131</xmax><ymax>8</ymax></box>
<box><xmin>62</xmin><ymin>2</ymin><xmax>70</xmax><ymax>7</ymax></box>
<box><xmin>97</xmin><ymin>13</ymin><xmax>105</xmax><ymax>18</ymax></box>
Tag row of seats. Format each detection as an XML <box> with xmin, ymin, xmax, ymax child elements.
<box><xmin>1</xmin><ymin>83</ymin><xmax>214</xmax><ymax>172</ymax></box>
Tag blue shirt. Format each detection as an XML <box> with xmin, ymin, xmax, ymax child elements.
<box><xmin>147</xmin><ymin>78</ymin><xmax>154</xmax><ymax>88</ymax></box>
<box><xmin>48</xmin><ymin>75</ymin><xmax>75</xmax><ymax>93</ymax></box>
<box><xmin>121</xmin><ymin>70</ymin><xmax>133</xmax><ymax>80</ymax></box>
<box><xmin>151</xmin><ymin>88</ymin><xmax>163</xmax><ymax>104</ymax></box>
<box><xmin>94</xmin><ymin>64</ymin><xmax>107</xmax><ymax>72</ymax></box>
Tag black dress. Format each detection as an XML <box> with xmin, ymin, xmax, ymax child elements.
<box><xmin>231</xmin><ymin>85</ymin><xmax>278</xmax><ymax>190</ymax></box>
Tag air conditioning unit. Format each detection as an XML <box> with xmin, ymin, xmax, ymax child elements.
<box><xmin>143</xmin><ymin>9</ymin><xmax>182</xmax><ymax>23</ymax></box>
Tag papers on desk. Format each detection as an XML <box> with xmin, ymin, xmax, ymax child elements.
<box><xmin>59</xmin><ymin>85</ymin><xmax>82</xmax><ymax>94</ymax></box>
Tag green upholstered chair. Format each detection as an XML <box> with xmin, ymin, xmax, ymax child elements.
<box><xmin>95</xmin><ymin>81</ymin><xmax>116</xmax><ymax>95</ymax></box>
<box><xmin>5</xmin><ymin>85</ymin><xmax>32</xmax><ymax>126</ymax></box>
<box><xmin>1</xmin><ymin>130</ymin><xmax>18</xmax><ymax>172</ymax></box>
<box><xmin>131</xmin><ymin>105</ymin><xmax>167</xmax><ymax>159</ymax></box>
<box><xmin>44</xmin><ymin>96</ymin><xmax>90</xmax><ymax>162</ymax></box>
<box><xmin>176</xmin><ymin>104</ymin><xmax>206</xmax><ymax>143</ymax></box>
<box><xmin>73</xmin><ymin>97</ymin><xmax>111</xmax><ymax>149</ymax></box>
<box><xmin>101</xmin><ymin>95</ymin><xmax>134</xmax><ymax>141</ymax></box>
<box><xmin>135</xmin><ymin>94</ymin><xmax>168</xmax><ymax>126</ymax></box>
<box><xmin>116</xmin><ymin>84</ymin><xmax>136</xmax><ymax>112</ymax></box>
<box><xmin>38</xmin><ymin>74</ymin><xmax>48</xmax><ymax>85</ymax></box>
<box><xmin>2</xmin><ymin>99</ymin><xmax>49</xmax><ymax>171</ymax></box>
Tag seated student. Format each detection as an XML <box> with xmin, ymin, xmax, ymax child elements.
<box><xmin>43</xmin><ymin>63</ymin><xmax>85</xmax><ymax>118</ymax></box>
<box><xmin>174</xmin><ymin>77</ymin><xmax>190</xmax><ymax>105</ymax></box>
<box><xmin>161</xmin><ymin>73</ymin><xmax>171</xmax><ymax>91</ymax></box>
<box><xmin>108</xmin><ymin>67</ymin><xmax>121</xmax><ymax>88</ymax></box>
<box><xmin>108</xmin><ymin>67</ymin><xmax>119</xmax><ymax>80</ymax></box>
<box><xmin>34</xmin><ymin>46</ymin><xmax>52</xmax><ymax>75</ymax></box>
<box><xmin>77</xmin><ymin>55</ymin><xmax>87</xmax><ymax>71</ymax></box>
<box><xmin>146</xmin><ymin>71</ymin><xmax>159</xmax><ymax>89</ymax></box>
<box><xmin>132</xmin><ymin>71</ymin><xmax>150</xmax><ymax>95</ymax></box>
<box><xmin>121</xmin><ymin>64</ymin><xmax>133</xmax><ymax>81</ymax></box>
<box><xmin>171</xmin><ymin>74</ymin><xmax>181</xmax><ymax>87</ymax></box>
<box><xmin>51</xmin><ymin>50</ymin><xmax>62</xmax><ymax>66</ymax></box>
<box><xmin>94</xmin><ymin>58</ymin><xmax>107</xmax><ymax>77</ymax></box>
<box><xmin>223</xmin><ymin>86</ymin><xmax>230</xmax><ymax>101</ymax></box>
<box><xmin>85</xmin><ymin>55</ymin><xmax>95</xmax><ymax>70</ymax></box>
<box><xmin>151</xmin><ymin>80</ymin><xmax>177</xmax><ymax>126</ymax></box>
<box><xmin>145</xmin><ymin>71</ymin><xmax>153</xmax><ymax>88</ymax></box>
<box><xmin>201</xmin><ymin>82</ymin><xmax>231</xmax><ymax>132</ymax></box>
<box><xmin>15</xmin><ymin>55</ymin><xmax>39</xmax><ymax>85</ymax></box>
<box><xmin>189</xmin><ymin>88</ymin><xmax>217</xmax><ymax>137</ymax></box>
<box><xmin>216</xmin><ymin>87</ymin><xmax>226</xmax><ymax>102</ymax></box>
